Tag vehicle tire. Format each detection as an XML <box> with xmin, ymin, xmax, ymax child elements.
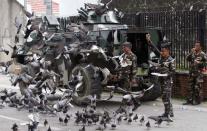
<box><xmin>69</xmin><ymin>64</ymin><xmax>103</xmax><ymax>106</ymax></box>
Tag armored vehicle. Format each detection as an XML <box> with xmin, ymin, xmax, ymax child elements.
<box><xmin>11</xmin><ymin>2</ymin><xmax>164</xmax><ymax>106</ymax></box>
<box><xmin>66</xmin><ymin>2</ymin><xmax>163</xmax><ymax>105</ymax></box>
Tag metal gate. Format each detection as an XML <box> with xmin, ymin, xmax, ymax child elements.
<box><xmin>121</xmin><ymin>10</ymin><xmax>207</xmax><ymax>70</ymax></box>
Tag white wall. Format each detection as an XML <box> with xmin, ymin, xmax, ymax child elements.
<box><xmin>17</xmin><ymin>0</ymin><xmax>24</xmax><ymax>5</ymax></box>
<box><xmin>0</xmin><ymin>0</ymin><xmax>26</xmax><ymax>62</ymax></box>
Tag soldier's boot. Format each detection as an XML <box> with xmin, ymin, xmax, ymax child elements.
<box><xmin>159</xmin><ymin>109</ymin><xmax>171</xmax><ymax>118</ymax></box>
<box><xmin>159</xmin><ymin>102</ymin><xmax>172</xmax><ymax>118</ymax></box>
<box><xmin>194</xmin><ymin>95</ymin><xmax>201</xmax><ymax>105</ymax></box>
<box><xmin>193</xmin><ymin>100</ymin><xmax>201</xmax><ymax>105</ymax></box>
<box><xmin>158</xmin><ymin>111</ymin><xmax>173</xmax><ymax>122</ymax></box>
<box><xmin>159</xmin><ymin>113</ymin><xmax>169</xmax><ymax>118</ymax></box>
<box><xmin>183</xmin><ymin>89</ymin><xmax>194</xmax><ymax>105</ymax></box>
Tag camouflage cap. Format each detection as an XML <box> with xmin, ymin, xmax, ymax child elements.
<box><xmin>122</xmin><ymin>41</ymin><xmax>132</xmax><ymax>49</ymax></box>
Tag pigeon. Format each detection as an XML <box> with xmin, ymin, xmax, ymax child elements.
<box><xmin>128</xmin><ymin>117</ymin><xmax>132</xmax><ymax>124</ymax></box>
<box><xmin>75</xmin><ymin>111</ymin><xmax>80</xmax><ymax>117</ymax></box>
<box><xmin>189</xmin><ymin>5</ymin><xmax>193</xmax><ymax>11</ymax></box>
<box><xmin>155</xmin><ymin>118</ymin><xmax>163</xmax><ymax>127</ymax></box>
<box><xmin>50</xmin><ymin>87</ymin><xmax>56</xmax><ymax>95</ymax></box>
<box><xmin>47</xmin><ymin>126</ymin><xmax>52</xmax><ymax>131</ymax></box>
<box><xmin>129</xmin><ymin>113</ymin><xmax>133</xmax><ymax>117</ymax></box>
<box><xmin>123</xmin><ymin>117</ymin><xmax>128</xmax><ymax>121</ymax></box>
<box><xmin>133</xmin><ymin>114</ymin><xmax>138</xmax><ymax>122</ymax></box>
<box><xmin>92</xmin><ymin>114</ymin><xmax>99</xmax><ymax>124</ymax></box>
<box><xmin>0</xmin><ymin>95</ymin><xmax>7</xmax><ymax>104</ymax></box>
<box><xmin>82</xmin><ymin>117</ymin><xmax>87</xmax><ymax>125</ymax></box>
<box><xmin>90</xmin><ymin>95</ymin><xmax>97</xmax><ymax>110</ymax></box>
<box><xmin>146</xmin><ymin>121</ymin><xmax>151</xmax><ymax>129</ymax></box>
<box><xmin>96</xmin><ymin>126</ymin><xmax>104</xmax><ymax>131</ymax></box>
<box><xmin>59</xmin><ymin>117</ymin><xmax>63</xmax><ymax>123</ymax></box>
<box><xmin>64</xmin><ymin>117</ymin><xmax>68</xmax><ymax>125</ymax></box>
<box><xmin>100</xmin><ymin>118</ymin><xmax>106</xmax><ymax>127</ymax></box>
<box><xmin>115</xmin><ymin>106</ymin><xmax>126</xmax><ymax>114</ymax></box>
<box><xmin>4</xmin><ymin>50</ymin><xmax>9</xmax><ymax>55</ymax></box>
<box><xmin>140</xmin><ymin>116</ymin><xmax>145</xmax><ymax>125</ymax></box>
<box><xmin>117</xmin><ymin>116</ymin><xmax>122</xmax><ymax>124</ymax></box>
<box><xmin>11</xmin><ymin>123</ymin><xmax>18</xmax><ymax>131</ymax></box>
<box><xmin>87</xmin><ymin>118</ymin><xmax>93</xmax><ymax>126</ymax></box>
<box><xmin>27</xmin><ymin>122</ymin><xmax>37</xmax><ymax>131</ymax></box>
<box><xmin>66</xmin><ymin>114</ymin><xmax>71</xmax><ymax>120</ymax></box>
<box><xmin>111</xmin><ymin>123</ymin><xmax>116</xmax><ymax>130</ymax></box>
<box><xmin>44</xmin><ymin>119</ymin><xmax>48</xmax><ymax>127</ymax></box>
<box><xmin>62</xmin><ymin>106</ymin><xmax>69</xmax><ymax>114</ymax></box>
<box><xmin>75</xmin><ymin>117</ymin><xmax>81</xmax><ymax>125</ymax></box>
<box><xmin>79</xmin><ymin>125</ymin><xmax>85</xmax><ymax>131</ymax></box>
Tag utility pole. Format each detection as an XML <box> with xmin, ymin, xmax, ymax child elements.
<box><xmin>44</xmin><ymin>0</ymin><xmax>53</xmax><ymax>15</ymax></box>
<box><xmin>24</xmin><ymin>0</ymin><xmax>27</xmax><ymax>10</ymax></box>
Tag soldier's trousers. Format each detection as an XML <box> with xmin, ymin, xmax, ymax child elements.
<box><xmin>119</xmin><ymin>75</ymin><xmax>131</xmax><ymax>91</ymax></box>
<box><xmin>187</xmin><ymin>74</ymin><xmax>203</xmax><ymax>104</ymax></box>
<box><xmin>160</xmin><ymin>79</ymin><xmax>173</xmax><ymax>115</ymax></box>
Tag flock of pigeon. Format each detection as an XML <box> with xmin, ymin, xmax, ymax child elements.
<box><xmin>0</xmin><ymin>83</ymin><xmax>174</xmax><ymax>131</ymax></box>
<box><xmin>0</xmin><ymin>3</ymin><xmax>173</xmax><ymax>130</ymax></box>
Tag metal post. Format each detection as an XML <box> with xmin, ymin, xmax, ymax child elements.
<box><xmin>24</xmin><ymin>0</ymin><xmax>27</xmax><ymax>10</ymax></box>
<box><xmin>44</xmin><ymin>0</ymin><xmax>53</xmax><ymax>15</ymax></box>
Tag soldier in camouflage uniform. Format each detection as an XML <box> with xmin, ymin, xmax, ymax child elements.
<box><xmin>118</xmin><ymin>42</ymin><xmax>137</xmax><ymax>90</ymax></box>
<box><xmin>158</xmin><ymin>44</ymin><xmax>175</xmax><ymax>118</ymax></box>
<box><xmin>146</xmin><ymin>35</ymin><xmax>175</xmax><ymax>118</ymax></box>
<box><xmin>118</xmin><ymin>42</ymin><xmax>140</xmax><ymax>111</ymax></box>
<box><xmin>183</xmin><ymin>41</ymin><xmax>207</xmax><ymax>105</ymax></box>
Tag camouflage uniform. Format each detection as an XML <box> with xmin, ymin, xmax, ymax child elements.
<box><xmin>186</xmin><ymin>51</ymin><xmax>207</xmax><ymax>104</ymax></box>
<box><xmin>118</xmin><ymin>52</ymin><xmax>137</xmax><ymax>90</ymax></box>
<box><xmin>158</xmin><ymin>56</ymin><xmax>175</xmax><ymax>117</ymax></box>
<box><xmin>118</xmin><ymin>52</ymin><xmax>141</xmax><ymax>111</ymax></box>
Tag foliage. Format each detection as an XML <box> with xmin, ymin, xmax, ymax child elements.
<box><xmin>101</xmin><ymin>0</ymin><xmax>207</xmax><ymax>12</ymax></box>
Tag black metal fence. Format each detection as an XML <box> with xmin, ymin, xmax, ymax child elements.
<box><xmin>59</xmin><ymin>10</ymin><xmax>207</xmax><ymax>69</ymax></box>
<box><xmin>121</xmin><ymin>10</ymin><xmax>207</xmax><ymax>70</ymax></box>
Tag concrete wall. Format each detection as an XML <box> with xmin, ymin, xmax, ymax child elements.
<box><xmin>0</xmin><ymin>0</ymin><xmax>26</xmax><ymax>62</ymax></box>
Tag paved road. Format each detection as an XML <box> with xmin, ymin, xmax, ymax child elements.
<box><xmin>0</xmin><ymin>74</ymin><xmax>207</xmax><ymax>131</ymax></box>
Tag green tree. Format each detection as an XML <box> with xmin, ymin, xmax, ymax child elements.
<box><xmin>101</xmin><ymin>0</ymin><xmax>207</xmax><ymax>12</ymax></box>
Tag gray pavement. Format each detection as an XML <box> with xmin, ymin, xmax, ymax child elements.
<box><xmin>0</xmin><ymin>74</ymin><xmax>207</xmax><ymax>131</ymax></box>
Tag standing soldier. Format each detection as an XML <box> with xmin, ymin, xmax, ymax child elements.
<box><xmin>146</xmin><ymin>35</ymin><xmax>175</xmax><ymax>118</ymax></box>
<box><xmin>118</xmin><ymin>41</ymin><xmax>140</xmax><ymax>111</ymax></box>
<box><xmin>183</xmin><ymin>41</ymin><xmax>207</xmax><ymax>105</ymax></box>
<box><xmin>118</xmin><ymin>42</ymin><xmax>137</xmax><ymax>90</ymax></box>
<box><xmin>156</xmin><ymin>42</ymin><xmax>175</xmax><ymax>119</ymax></box>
